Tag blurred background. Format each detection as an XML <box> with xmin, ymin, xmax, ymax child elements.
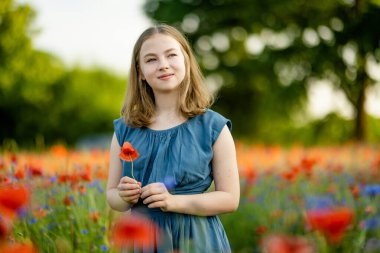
<box><xmin>1</xmin><ymin>0</ymin><xmax>380</xmax><ymax>149</ymax></box>
<box><xmin>1</xmin><ymin>2</ymin><xmax>379</xmax><ymax>252</ymax></box>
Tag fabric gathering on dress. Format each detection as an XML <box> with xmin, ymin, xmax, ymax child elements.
<box><xmin>113</xmin><ymin>109</ymin><xmax>232</xmax><ymax>253</ymax></box>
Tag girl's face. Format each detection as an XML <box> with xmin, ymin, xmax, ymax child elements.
<box><xmin>139</xmin><ymin>34</ymin><xmax>186</xmax><ymax>94</ymax></box>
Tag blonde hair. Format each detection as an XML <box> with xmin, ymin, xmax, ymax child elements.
<box><xmin>121</xmin><ymin>24</ymin><xmax>213</xmax><ymax>127</ymax></box>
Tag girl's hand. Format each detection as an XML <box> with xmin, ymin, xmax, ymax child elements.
<box><xmin>140</xmin><ymin>183</ymin><xmax>174</xmax><ymax>212</ymax></box>
<box><xmin>117</xmin><ymin>176</ymin><xmax>141</xmax><ymax>205</ymax></box>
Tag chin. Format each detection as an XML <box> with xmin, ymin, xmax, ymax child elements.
<box><xmin>154</xmin><ymin>86</ymin><xmax>181</xmax><ymax>93</ymax></box>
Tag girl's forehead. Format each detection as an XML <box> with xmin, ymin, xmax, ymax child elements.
<box><xmin>140</xmin><ymin>34</ymin><xmax>182</xmax><ymax>56</ymax></box>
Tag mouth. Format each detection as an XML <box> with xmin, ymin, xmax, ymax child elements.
<box><xmin>158</xmin><ymin>73</ymin><xmax>174</xmax><ymax>80</ymax></box>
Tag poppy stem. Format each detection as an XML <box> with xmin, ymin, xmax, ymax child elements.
<box><xmin>129</xmin><ymin>154</ymin><xmax>135</xmax><ymax>180</ymax></box>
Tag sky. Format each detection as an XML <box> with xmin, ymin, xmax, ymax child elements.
<box><xmin>20</xmin><ymin>0</ymin><xmax>380</xmax><ymax>118</ymax></box>
<box><xmin>21</xmin><ymin>0</ymin><xmax>152</xmax><ymax>74</ymax></box>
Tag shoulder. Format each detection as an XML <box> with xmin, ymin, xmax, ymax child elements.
<box><xmin>198</xmin><ymin>109</ymin><xmax>232</xmax><ymax>130</ymax></box>
<box><xmin>194</xmin><ymin>109</ymin><xmax>232</xmax><ymax>144</ymax></box>
<box><xmin>113</xmin><ymin>117</ymin><xmax>125</xmax><ymax>130</ymax></box>
<box><xmin>113</xmin><ymin>117</ymin><xmax>138</xmax><ymax>146</ymax></box>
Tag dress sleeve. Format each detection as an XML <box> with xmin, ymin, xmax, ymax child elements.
<box><xmin>113</xmin><ymin>117</ymin><xmax>127</xmax><ymax>146</ymax></box>
<box><xmin>209</xmin><ymin>110</ymin><xmax>232</xmax><ymax>145</ymax></box>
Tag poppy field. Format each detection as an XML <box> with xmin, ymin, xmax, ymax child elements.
<box><xmin>0</xmin><ymin>143</ymin><xmax>379</xmax><ymax>252</ymax></box>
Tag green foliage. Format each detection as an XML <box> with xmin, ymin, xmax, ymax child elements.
<box><xmin>13</xmin><ymin>181</ymin><xmax>112</xmax><ymax>252</ymax></box>
<box><xmin>295</xmin><ymin>113</ymin><xmax>354</xmax><ymax>146</ymax></box>
<box><xmin>2</xmin><ymin>0</ymin><xmax>380</xmax><ymax>146</ymax></box>
<box><xmin>251</xmin><ymin>113</ymin><xmax>380</xmax><ymax>146</ymax></box>
<box><xmin>143</xmin><ymin>0</ymin><xmax>380</xmax><ymax>142</ymax></box>
<box><xmin>45</xmin><ymin>67</ymin><xmax>126</xmax><ymax>144</ymax></box>
<box><xmin>8</xmin><ymin>147</ymin><xmax>379</xmax><ymax>252</ymax></box>
<box><xmin>367</xmin><ymin>115</ymin><xmax>380</xmax><ymax>143</ymax></box>
<box><xmin>0</xmin><ymin>0</ymin><xmax>126</xmax><ymax>147</ymax></box>
<box><xmin>221</xmin><ymin>172</ymin><xmax>373</xmax><ymax>253</ymax></box>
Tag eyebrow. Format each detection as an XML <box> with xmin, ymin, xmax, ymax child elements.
<box><xmin>143</xmin><ymin>48</ymin><xmax>178</xmax><ymax>58</ymax></box>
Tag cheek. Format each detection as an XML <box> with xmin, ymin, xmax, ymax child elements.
<box><xmin>173</xmin><ymin>57</ymin><xmax>186</xmax><ymax>71</ymax></box>
<box><xmin>140</xmin><ymin>66</ymin><xmax>154</xmax><ymax>78</ymax></box>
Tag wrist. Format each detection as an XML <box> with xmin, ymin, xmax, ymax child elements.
<box><xmin>167</xmin><ymin>194</ymin><xmax>180</xmax><ymax>213</ymax></box>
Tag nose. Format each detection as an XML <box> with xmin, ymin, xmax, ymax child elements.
<box><xmin>158</xmin><ymin>57</ymin><xmax>169</xmax><ymax>70</ymax></box>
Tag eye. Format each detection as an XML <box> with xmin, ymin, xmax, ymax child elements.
<box><xmin>168</xmin><ymin>53</ymin><xmax>177</xmax><ymax>58</ymax></box>
<box><xmin>146</xmin><ymin>58</ymin><xmax>156</xmax><ymax>63</ymax></box>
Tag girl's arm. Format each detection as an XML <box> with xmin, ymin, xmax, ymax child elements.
<box><xmin>106</xmin><ymin>133</ymin><xmax>141</xmax><ymax>212</ymax></box>
<box><xmin>140</xmin><ymin>125</ymin><xmax>240</xmax><ymax>216</ymax></box>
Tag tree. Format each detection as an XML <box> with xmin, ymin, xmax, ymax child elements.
<box><xmin>0</xmin><ymin>0</ymin><xmax>126</xmax><ymax>147</ymax></box>
<box><xmin>1</xmin><ymin>0</ymin><xmax>48</xmax><ymax>143</ymax></box>
<box><xmin>46</xmin><ymin>67</ymin><xmax>126</xmax><ymax>144</ymax></box>
<box><xmin>143</xmin><ymin>0</ymin><xmax>380</xmax><ymax>142</ymax></box>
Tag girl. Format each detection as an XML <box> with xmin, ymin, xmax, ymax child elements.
<box><xmin>107</xmin><ymin>24</ymin><xmax>239</xmax><ymax>253</ymax></box>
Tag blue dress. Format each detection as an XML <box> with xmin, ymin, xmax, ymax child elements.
<box><xmin>113</xmin><ymin>109</ymin><xmax>232</xmax><ymax>253</ymax></box>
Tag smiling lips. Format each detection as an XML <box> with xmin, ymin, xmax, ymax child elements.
<box><xmin>158</xmin><ymin>73</ymin><xmax>174</xmax><ymax>80</ymax></box>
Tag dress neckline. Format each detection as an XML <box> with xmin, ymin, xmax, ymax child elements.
<box><xmin>145</xmin><ymin>117</ymin><xmax>192</xmax><ymax>133</ymax></box>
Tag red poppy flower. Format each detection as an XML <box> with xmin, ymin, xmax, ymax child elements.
<box><xmin>255</xmin><ymin>225</ymin><xmax>267</xmax><ymax>235</ymax></box>
<box><xmin>0</xmin><ymin>242</ymin><xmax>38</xmax><ymax>253</ymax></box>
<box><xmin>262</xmin><ymin>234</ymin><xmax>315</xmax><ymax>253</ymax></box>
<box><xmin>79</xmin><ymin>185</ymin><xmax>86</xmax><ymax>194</ymax></box>
<box><xmin>79</xmin><ymin>165</ymin><xmax>92</xmax><ymax>182</ymax></box>
<box><xmin>111</xmin><ymin>215</ymin><xmax>159</xmax><ymax>249</ymax></box>
<box><xmin>28</xmin><ymin>165</ymin><xmax>43</xmax><ymax>177</ymax></box>
<box><xmin>10</xmin><ymin>154</ymin><xmax>17</xmax><ymax>164</ymax></box>
<box><xmin>300</xmin><ymin>157</ymin><xmax>316</xmax><ymax>172</ymax></box>
<box><xmin>63</xmin><ymin>195</ymin><xmax>73</xmax><ymax>206</ymax></box>
<box><xmin>69</xmin><ymin>174</ymin><xmax>80</xmax><ymax>184</ymax></box>
<box><xmin>50</xmin><ymin>144</ymin><xmax>68</xmax><ymax>158</ymax></box>
<box><xmin>33</xmin><ymin>207</ymin><xmax>47</xmax><ymax>218</ymax></box>
<box><xmin>119</xmin><ymin>142</ymin><xmax>139</xmax><ymax>162</ymax></box>
<box><xmin>95</xmin><ymin>168</ymin><xmax>108</xmax><ymax>180</ymax></box>
<box><xmin>349</xmin><ymin>185</ymin><xmax>360</xmax><ymax>199</ymax></box>
<box><xmin>58</xmin><ymin>174</ymin><xmax>69</xmax><ymax>184</ymax></box>
<box><xmin>0</xmin><ymin>175</ymin><xmax>11</xmax><ymax>184</ymax></box>
<box><xmin>89</xmin><ymin>211</ymin><xmax>100</xmax><ymax>223</ymax></box>
<box><xmin>14</xmin><ymin>168</ymin><xmax>25</xmax><ymax>180</ymax></box>
<box><xmin>282</xmin><ymin>170</ymin><xmax>297</xmax><ymax>182</ymax></box>
<box><xmin>0</xmin><ymin>159</ymin><xmax>5</xmax><ymax>170</ymax></box>
<box><xmin>0</xmin><ymin>184</ymin><xmax>30</xmax><ymax>218</ymax></box>
<box><xmin>306</xmin><ymin>207</ymin><xmax>354</xmax><ymax>244</ymax></box>
<box><xmin>0</xmin><ymin>216</ymin><xmax>12</xmax><ymax>239</ymax></box>
<box><xmin>244</xmin><ymin>166</ymin><xmax>256</xmax><ymax>184</ymax></box>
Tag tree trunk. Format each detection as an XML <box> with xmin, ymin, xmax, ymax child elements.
<box><xmin>353</xmin><ymin>79</ymin><xmax>367</xmax><ymax>142</ymax></box>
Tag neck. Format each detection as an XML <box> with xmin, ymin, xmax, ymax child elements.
<box><xmin>154</xmin><ymin>91</ymin><xmax>181</xmax><ymax>116</ymax></box>
<box><xmin>150</xmin><ymin>91</ymin><xmax>188</xmax><ymax>128</ymax></box>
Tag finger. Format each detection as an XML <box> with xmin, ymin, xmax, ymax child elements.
<box><xmin>122</xmin><ymin>197</ymin><xmax>139</xmax><ymax>205</ymax></box>
<box><xmin>143</xmin><ymin>194</ymin><xmax>163</xmax><ymax>205</ymax></box>
<box><xmin>130</xmin><ymin>199</ymin><xmax>139</xmax><ymax>204</ymax></box>
<box><xmin>141</xmin><ymin>182</ymin><xmax>163</xmax><ymax>192</ymax></box>
<box><xmin>140</xmin><ymin>189</ymin><xmax>148</xmax><ymax>199</ymax></box>
<box><xmin>120</xmin><ymin>176</ymin><xmax>139</xmax><ymax>184</ymax></box>
<box><xmin>148</xmin><ymin>201</ymin><xmax>165</xmax><ymax>209</ymax></box>
<box><xmin>118</xmin><ymin>183</ymin><xmax>140</xmax><ymax>191</ymax></box>
<box><xmin>118</xmin><ymin>189</ymin><xmax>141</xmax><ymax>197</ymax></box>
<box><xmin>120</xmin><ymin>193</ymin><xmax>140</xmax><ymax>202</ymax></box>
<box><xmin>141</xmin><ymin>188</ymin><xmax>160</xmax><ymax>199</ymax></box>
<box><xmin>141</xmin><ymin>184</ymin><xmax>165</xmax><ymax>198</ymax></box>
